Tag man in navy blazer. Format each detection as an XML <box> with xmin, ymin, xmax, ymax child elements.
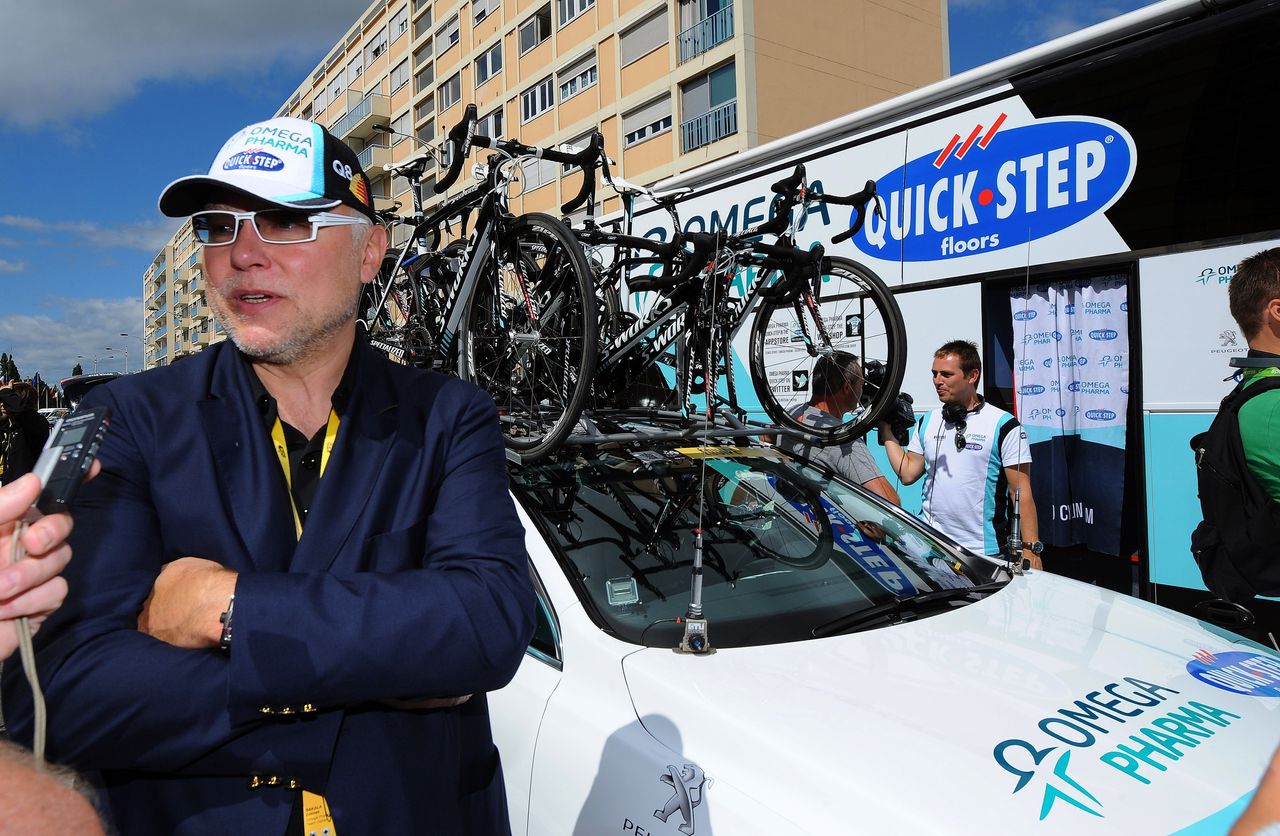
<box><xmin>1</xmin><ymin>117</ymin><xmax>535</xmax><ymax>834</ymax></box>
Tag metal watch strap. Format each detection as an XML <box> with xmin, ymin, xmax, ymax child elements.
<box><xmin>219</xmin><ymin>594</ymin><xmax>235</xmax><ymax>653</ymax></box>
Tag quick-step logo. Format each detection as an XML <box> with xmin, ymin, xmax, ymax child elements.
<box><xmin>851</xmin><ymin>113</ymin><xmax>1136</xmax><ymax>262</ymax></box>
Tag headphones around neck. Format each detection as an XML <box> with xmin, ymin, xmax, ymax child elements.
<box><xmin>941</xmin><ymin>396</ymin><xmax>985</xmax><ymax>425</ymax></box>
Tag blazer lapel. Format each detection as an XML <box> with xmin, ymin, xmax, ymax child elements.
<box><xmin>198</xmin><ymin>346</ymin><xmax>299</xmax><ymax>572</ymax></box>
<box><xmin>291</xmin><ymin>341</ymin><xmax>400</xmax><ymax>572</ymax></box>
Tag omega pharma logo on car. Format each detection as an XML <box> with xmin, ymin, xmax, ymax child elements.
<box><xmin>990</xmin><ymin>676</ymin><xmax>1248</xmax><ymax>822</ymax></box>
<box><xmin>850</xmin><ymin>114</ymin><xmax>1137</xmax><ymax>262</ymax></box>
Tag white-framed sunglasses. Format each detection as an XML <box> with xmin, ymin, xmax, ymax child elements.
<box><xmin>191</xmin><ymin>209</ymin><xmax>371</xmax><ymax>246</ymax></box>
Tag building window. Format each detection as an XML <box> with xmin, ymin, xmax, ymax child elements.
<box><xmin>365</xmin><ymin>25</ymin><xmax>389</xmax><ymax>64</ymax></box>
<box><xmin>391</xmin><ymin>5</ymin><xmax>410</xmax><ymax>41</ymax></box>
<box><xmin>475</xmin><ymin>42</ymin><xmax>503</xmax><ymax>86</ymax></box>
<box><xmin>478</xmin><ymin>107</ymin><xmax>503</xmax><ymax>140</ymax></box>
<box><xmin>415</xmin><ymin>94</ymin><xmax>435</xmax><ymax>123</ymax></box>
<box><xmin>390</xmin><ymin>58</ymin><xmax>411</xmax><ymax>92</ymax></box>
<box><xmin>326</xmin><ymin>74</ymin><xmax>345</xmax><ymax>108</ymax></box>
<box><xmin>438</xmin><ymin>71</ymin><xmax>461</xmax><ymax>111</ymax></box>
<box><xmin>346</xmin><ymin>54</ymin><xmax>363</xmax><ymax>89</ymax></box>
<box><xmin>557</xmin><ymin>51</ymin><xmax>597</xmax><ymax>102</ymax></box>
<box><xmin>473</xmin><ymin>0</ymin><xmax>500</xmax><ymax>24</ymax></box>
<box><xmin>521</xmin><ymin>157</ymin><xmax>559</xmax><ymax>191</ymax></box>
<box><xmin>435</xmin><ymin>14</ymin><xmax>460</xmax><ymax>55</ymax></box>
<box><xmin>390</xmin><ymin>111</ymin><xmax>412</xmax><ymax>146</ymax></box>
<box><xmin>623</xmin><ymin>96</ymin><xmax>673</xmax><ymax>147</ymax></box>
<box><xmin>413</xmin><ymin>6</ymin><xmax>434</xmax><ymax>39</ymax></box>
<box><xmin>417</xmin><ymin>118</ymin><xmax>436</xmax><ymax>145</ymax></box>
<box><xmin>558</xmin><ymin>0</ymin><xmax>594</xmax><ymax>27</ymax></box>
<box><xmin>518</xmin><ymin>6</ymin><xmax>552</xmax><ymax>54</ymax></box>
<box><xmin>680</xmin><ymin>61</ymin><xmax>737</xmax><ymax>152</ymax></box>
<box><xmin>370</xmin><ymin>175</ymin><xmax>391</xmax><ymax>199</ymax></box>
<box><xmin>414</xmin><ymin>62</ymin><xmax>435</xmax><ymax>94</ymax></box>
<box><xmin>414</xmin><ymin>40</ymin><xmax>433</xmax><ymax>66</ymax></box>
<box><xmin>521</xmin><ymin>76</ymin><xmax>554</xmax><ymax>122</ymax></box>
<box><xmin>620</xmin><ymin>8</ymin><xmax>668</xmax><ymax>66</ymax></box>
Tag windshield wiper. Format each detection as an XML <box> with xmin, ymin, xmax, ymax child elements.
<box><xmin>810</xmin><ymin>582</ymin><xmax>1007</xmax><ymax>639</ymax></box>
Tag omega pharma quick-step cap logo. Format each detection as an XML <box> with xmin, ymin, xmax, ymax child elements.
<box><xmin>851</xmin><ymin>114</ymin><xmax>1137</xmax><ymax>262</ymax></box>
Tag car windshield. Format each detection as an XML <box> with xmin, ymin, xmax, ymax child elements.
<box><xmin>510</xmin><ymin>440</ymin><xmax>1004</xmax><ymax>648</ymax></box>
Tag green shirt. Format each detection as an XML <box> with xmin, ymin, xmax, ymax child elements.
<box><xmin>1239</xmin><ymin>365</ymin><xmax>1280</xmax><ymax>502</ymax></box>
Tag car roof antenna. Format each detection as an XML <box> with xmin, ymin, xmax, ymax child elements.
<box><xmin>676</xmin><ymin>232</ymin><xmax>725</xmax><ymax>656</ymax></box>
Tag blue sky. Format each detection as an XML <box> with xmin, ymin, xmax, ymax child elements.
<box><xmin>0</xmin><ymin>0</ymin><xmax>1153</xmax><ymax>385</ymax></box>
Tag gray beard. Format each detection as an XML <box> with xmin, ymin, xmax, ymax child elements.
<box><xmin>211</xmin><ymin>294</ymin><xmax>359</xmax><ymax>366</ymax></box>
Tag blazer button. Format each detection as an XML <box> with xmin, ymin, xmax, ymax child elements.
<box><xmin>278</xmin><ymin>706</ymin><xmax>296</xmax><ymax>715</ymax></box>
<box><xmin>287</xmin><ymin>778</ymin><xmax>301</xmax><ymax>790</ymax></box>
<box><xmin>301</xmin><ymin>704</ymin><xmax>317</xmax><ymax>714</ymax></box>
<box><xmin>248</xmin><ymin>775</ymin><xmax>265</xmax><ymax>789</ymax></box>
<box><xmin>259</xmin><ymin>706</ymin><xmax>275</xmax><ymax>715</ymax></box>
<box><xmin>265</xmin><ymin>776</ymin><xmax>280</xmax><ymax>787</ymax></box>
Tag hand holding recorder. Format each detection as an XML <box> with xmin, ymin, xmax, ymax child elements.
<box><xmin>0</xmin><ymin>408</ymin><xmax>106</xmax><ymax>661</ymax></box>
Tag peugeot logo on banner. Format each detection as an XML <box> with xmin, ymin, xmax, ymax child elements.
<box><xmin>851</xmin><ymin>115</ymin><xmax>1137</xmax><ymax>262</ymax></box>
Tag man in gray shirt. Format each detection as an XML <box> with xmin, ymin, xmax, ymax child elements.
<box><xmin>777</xmin><ymin>352</ymin><xmax>900</xmax><ymax>503</ymax></box>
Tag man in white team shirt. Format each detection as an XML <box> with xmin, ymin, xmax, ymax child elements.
<box><xmin>879</xmin><ymin>340</ymin><xmax>1044</xmax><ymax>570</ymax></box>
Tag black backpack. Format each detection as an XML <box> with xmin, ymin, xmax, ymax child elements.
<box><xmin>1189</xmin><ymin>370</ymin><xmax>1280</xmax><ymax>602</ymax></box>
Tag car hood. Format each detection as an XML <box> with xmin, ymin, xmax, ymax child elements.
<box><xmin>621</xmin><ymin>572</ymin><xmax>1280</xmax><ymax>834</ymax></box>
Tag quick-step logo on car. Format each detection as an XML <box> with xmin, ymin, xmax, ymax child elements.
<box><xmin>850</xmin><ymin>113</ymin><xmax>1137</xmax><ymax>262</ymax></box>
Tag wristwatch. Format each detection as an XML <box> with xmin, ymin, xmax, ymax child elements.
<box><xmin>1026</xmin><ymin>541</ymin><xmax>1045</xmax><ymax>555</ymax></box>
<box><xmin>218</xmin><ymin>594</ymin><xmax>235</xmax><ymax>653</ymax></box>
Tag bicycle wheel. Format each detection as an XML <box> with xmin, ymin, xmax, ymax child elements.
<box><xmin>360</xmin><ymin>247</ymin><xmax>446</xmax><ymax>367</ymax></box>
<box><xmin>749</xmin><ymin>256</ymin><xmax>905</xmax><ymax>446</ymax></box>
<box><xmin>458</xmin><ymin>212</ymin><xmax>598</xmax><ymax>461</ymax></box>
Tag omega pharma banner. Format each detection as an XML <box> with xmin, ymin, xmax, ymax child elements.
<box><xmin>1010</xmin><ymin>276</ymin><xmax>1129</xmax><ymax>555</ymax></box>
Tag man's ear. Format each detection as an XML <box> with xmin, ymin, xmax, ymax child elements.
<box><xmin>359</xmin><ymin>223</ymin><xmax>388</xmax><ymax>286</ymax></box>
<box><xmin>1266</xmin><ymin>296</ymin><xmax>1280</xmax><ymax>325</ymax></box>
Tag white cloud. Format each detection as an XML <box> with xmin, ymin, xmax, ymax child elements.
<box><xmin>0</xmin><ymin>297</ymin><xmax>144</xmax><ymax>383</ymax></box>
<box><xmin>0</xmin><ymin>259</ymin><xmax>25</xmax><ymax>273</ymax></box>
<box><xmin>0</xmin><ymin>1</ymin><xmax>370</xmax><ymax>129</ymax></box>
<box><xmin>0</xmin><ymin>215</ymin><xmax>181</xmax><ymax>252</ymax></box>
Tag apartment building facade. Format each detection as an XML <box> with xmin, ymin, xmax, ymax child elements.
<box><xmin>144</xmin><ymin>0</ymin><xmax>946</xmax><ymax>367</ymax></box>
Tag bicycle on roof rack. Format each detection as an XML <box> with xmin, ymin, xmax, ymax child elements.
<box><xmin>358</xmin><ymin>103</ymin><xmax>599</xmax><ymax>462</ymax></box>
<box><xmin>564</xmin><ymin>143</ymin><xmax>907</xmax><ymax>447</ymax></box>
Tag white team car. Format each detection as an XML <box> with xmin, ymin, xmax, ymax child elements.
<box><xmin>489</xmin><ymin>417</ymin><xmax>1280</xmax><ymax>835</ymax></box>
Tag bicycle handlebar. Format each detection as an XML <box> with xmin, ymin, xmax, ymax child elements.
<box><xmin>434</xmin><ymin>104</ymin><xmax>478</xmax><ymax>193</ymax></box>
<box><xmin>824</xmin><ymin>180</ymin><xmax>882</xmax><ymax>244</ymax></box>
<box><xmin>432</xmin><ymin>103</ymin><xmax>602</xmax><ymax>205</ymax></box>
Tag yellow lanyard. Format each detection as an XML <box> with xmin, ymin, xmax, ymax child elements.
<box><xmin>270</xmin><ymin>410</ymin><xmax>343</xmax><ymax>835</ymax></box>
<box><xmin>270</xmin><ymin>409</ymin><xmax>341</xmax><ymax>539</ymax></box>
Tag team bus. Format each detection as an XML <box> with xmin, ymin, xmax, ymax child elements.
<box><xmin>625</xmin><ymin>0</ymin><xmax>1280</xmax><ymax>631</ymax></box>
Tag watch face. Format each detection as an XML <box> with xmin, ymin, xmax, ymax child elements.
<box><xmin>1030</xmin><ymin>541</ymin><xmax>1045</xmax><ymax>554</ymax></box>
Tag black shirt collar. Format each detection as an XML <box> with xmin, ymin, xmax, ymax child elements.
<box><xmin>242</xmin><ymin>343</ymin><xmax>359</xmax><ymax>434</ymax></box>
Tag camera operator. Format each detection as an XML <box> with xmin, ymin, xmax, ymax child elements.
<box><xmin>777</xmin><ymin>351</ymin><xmax>900</xmax><ymax>503</ymax></box>
<box><xmin>0</xmin><ymin>382</ymin><xmax>51</xmax><ymax>486</ymax></box>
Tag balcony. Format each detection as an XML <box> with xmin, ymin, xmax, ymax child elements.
<box><xmin>678</xmin><ymin>4</ymin><xmax>734</xmax><ymax>64</ymax></box>
<box><xmin>357</xmin><ymin>144</ymin><xmax>393</xmax><ymax>174</ymax></box>
<box><xmin>331</xmin><ymin>91</ymin><xmax>390</xmax><ymax>141</ymax></box>
<box><xmin>681</xmin><ymin>99</ymin><xmax>738</xmax><ymax>153</ymax></box>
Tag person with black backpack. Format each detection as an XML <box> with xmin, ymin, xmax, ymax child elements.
<box><xmin>1191</xmin><ymin>247</ymin><xmax>1280</xmax><ymax>603</ymax></box>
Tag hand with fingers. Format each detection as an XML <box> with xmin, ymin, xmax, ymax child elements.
<box><xmin>0</xmin><ymin>470</ymin><xmax>95</xmax><ymax>660</ymax></box>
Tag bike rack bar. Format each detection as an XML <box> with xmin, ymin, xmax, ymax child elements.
<box><xmin>503</xmin><ymin>407</ymin><xmax>829</xmax><ymax>464</ymax></box>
